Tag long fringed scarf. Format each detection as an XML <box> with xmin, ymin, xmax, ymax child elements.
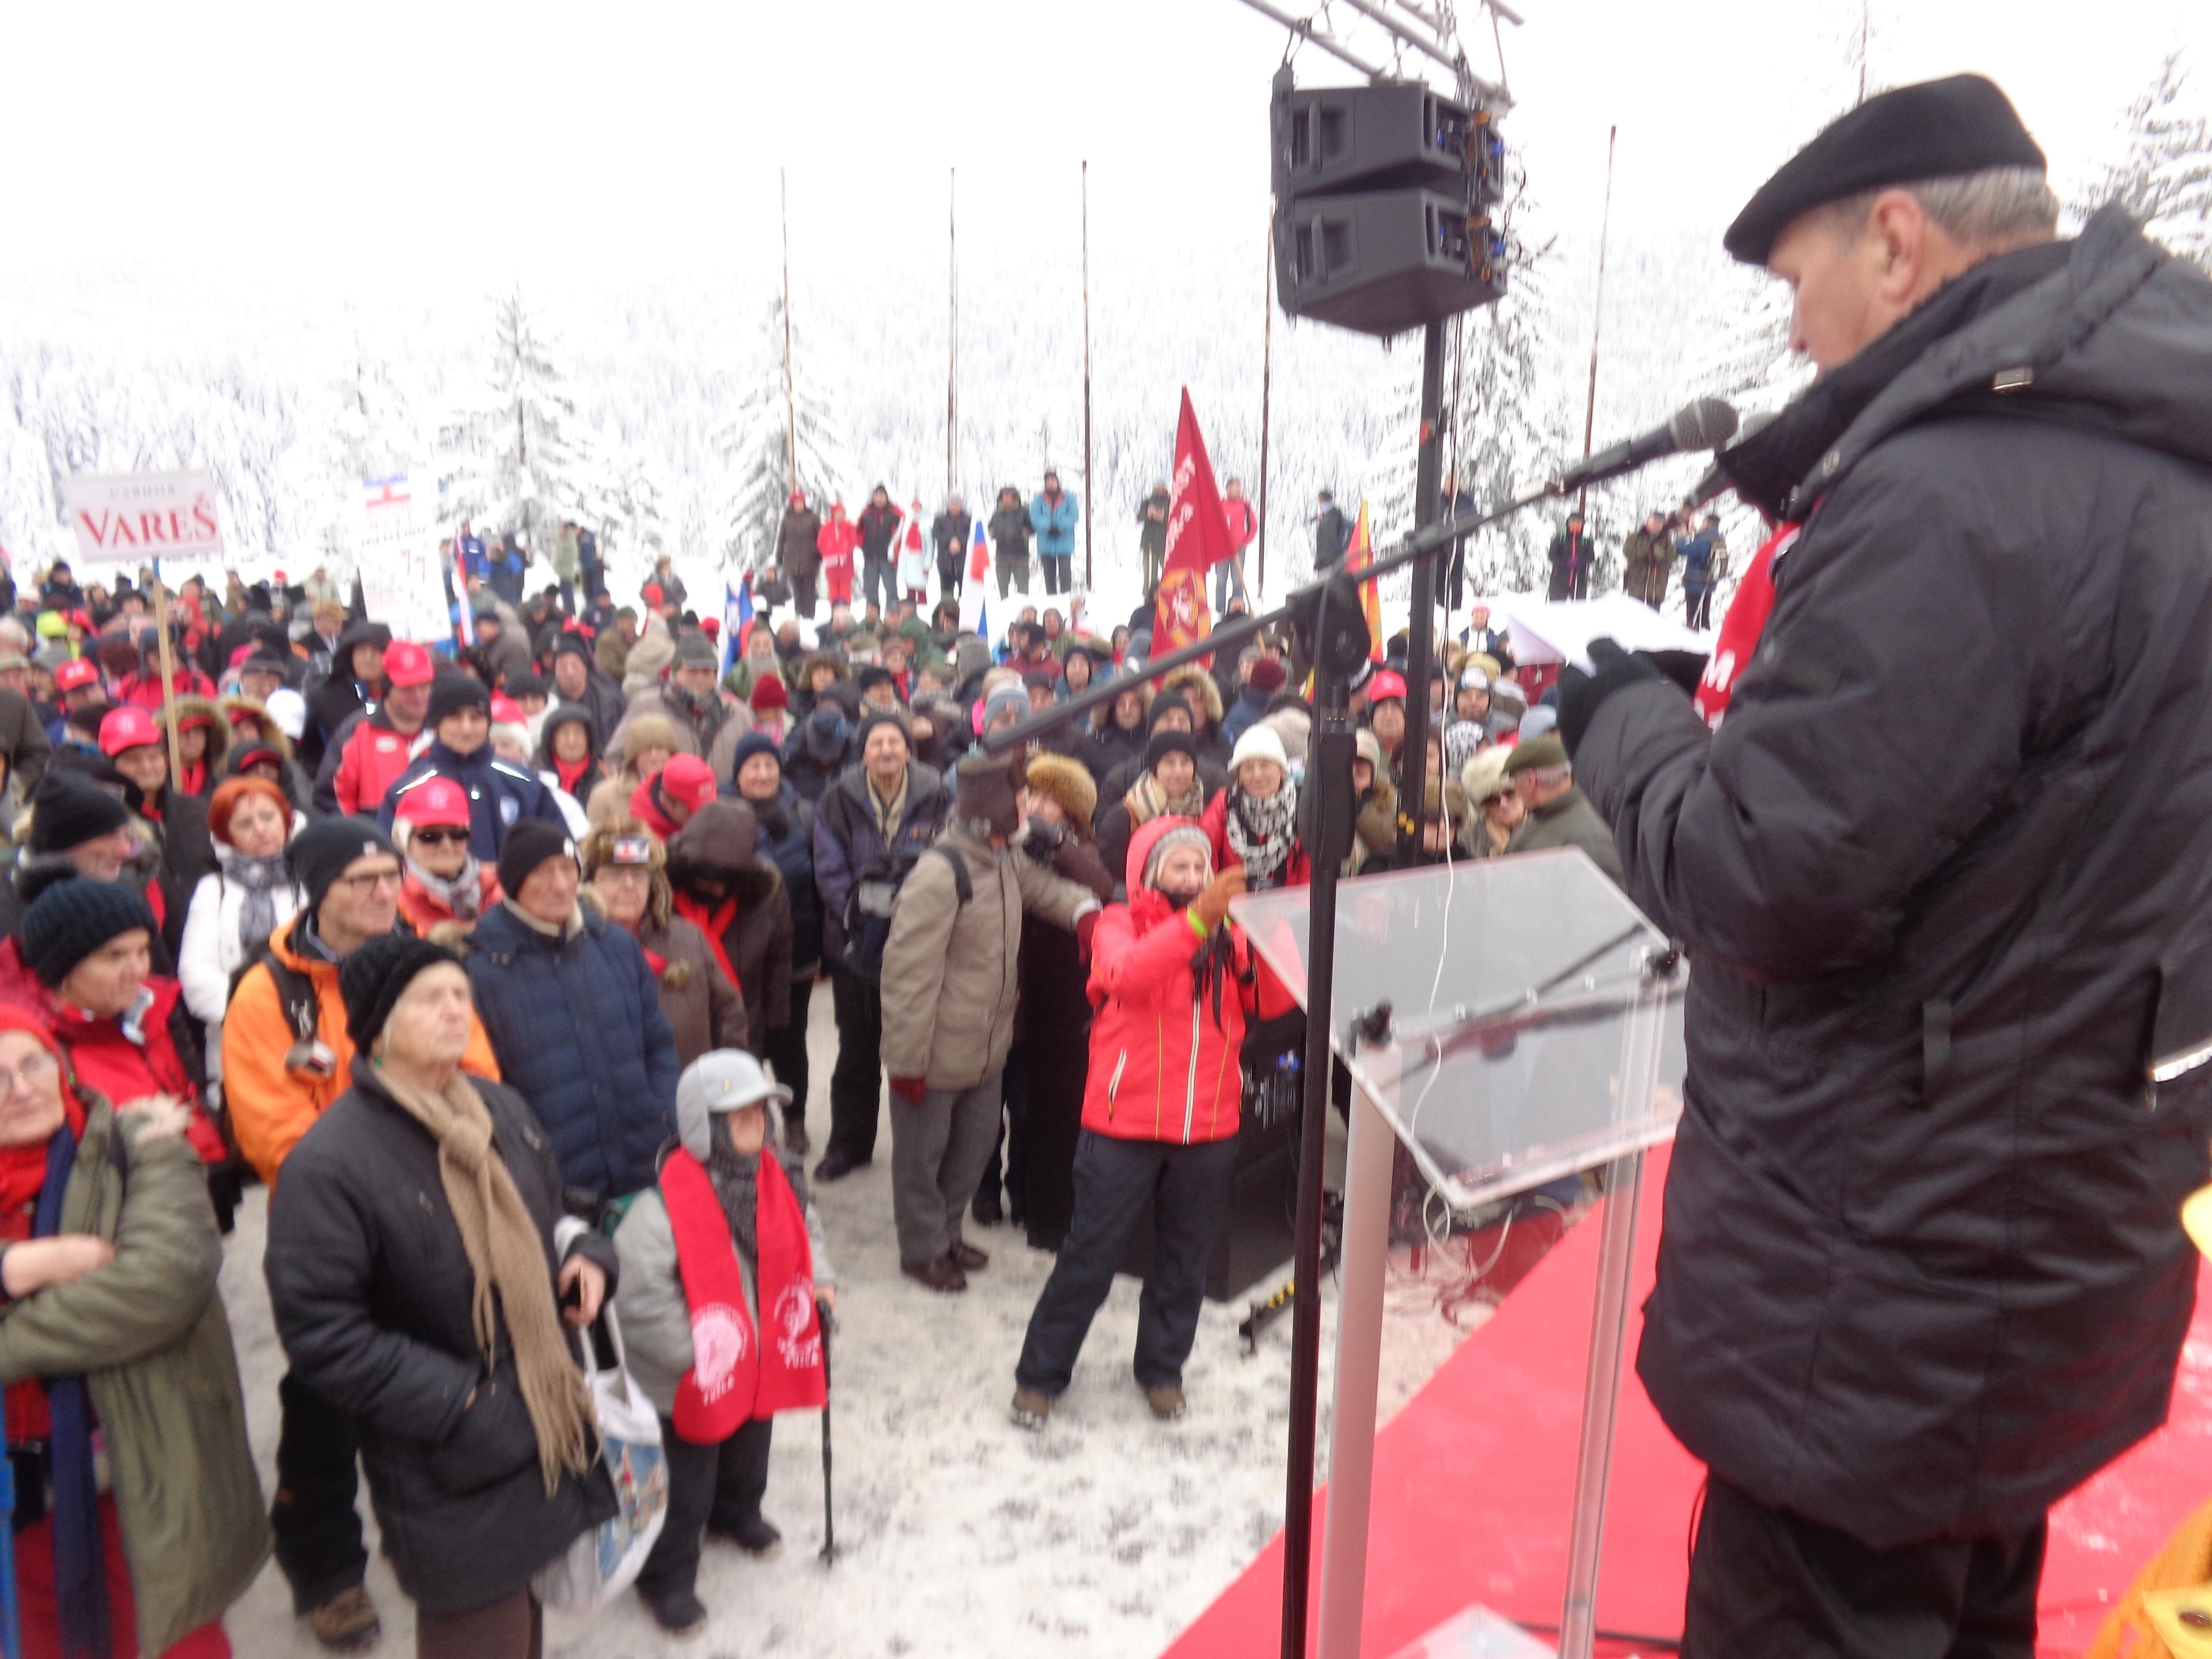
<box><xmin>1226</xmin><ymin>780</ymin><xmax>1301</xmax><ymax>889</ymax></box>
<box><xmin>1124</xmin><ymin>770</ymin><xmax>1206</xmax><ymax>830</ymax></box>
<box><xmin>407</xmin><ymin>855</ymin><xmax>488</xmax><ymax>922</ymax></box>
<box><xmin>373</xmin><ymin>1066</ymin><xmax>594</xmax><ymax>1492</ymax></box>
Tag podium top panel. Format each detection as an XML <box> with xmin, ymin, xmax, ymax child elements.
<box><xmin>1232</xmin><ymin>849</ymin><xmax>1686</xmax><ymax>1210</ymax></box>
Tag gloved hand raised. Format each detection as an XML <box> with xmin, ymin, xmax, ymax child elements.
<box><xmin>1191</xmin><ymin>867</ymin><xmax>1248</xmax><ymax>932</ymax></box>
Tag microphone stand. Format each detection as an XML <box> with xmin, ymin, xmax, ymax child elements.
<box><xmin>983</xmin><ymin>475</ymin><xmax>1566</xmax><ymax>1657</ymax></box>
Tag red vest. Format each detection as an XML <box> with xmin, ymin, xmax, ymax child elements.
<box><xmin>661</xmin><ymin>1146</ymin><xmax>824</xmax><ymax>1444</ymax></box>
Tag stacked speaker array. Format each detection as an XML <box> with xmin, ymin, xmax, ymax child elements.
<box><xmin>1270</xmin><ymin>69</ymin><xmax>1509</xmax><ymax>338</ymax></box>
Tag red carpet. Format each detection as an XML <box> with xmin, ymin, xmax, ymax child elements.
<box><xmin>1163</xmin><ymin>1143</ymin><xmax>2212</xmax><ymax>1657</ymax></box>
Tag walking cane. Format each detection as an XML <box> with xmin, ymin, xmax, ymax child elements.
<box><xmin>817</xmin><ymin>1298</ymin><xmax>838</xmax><ymax>1566</ymax></box>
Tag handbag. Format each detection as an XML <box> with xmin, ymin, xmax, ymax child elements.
<box><xmin>533</xmin><ymin>1222</ymin><xmax>670</xmax><ymax>1615</ymax></box>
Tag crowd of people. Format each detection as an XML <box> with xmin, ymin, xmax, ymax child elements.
<box><xmin>0</xmin><ymin>497</ymin><xmax>1604</xmax><ymax>1658</ymax></box>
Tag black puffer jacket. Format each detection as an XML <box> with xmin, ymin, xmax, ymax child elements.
<box><xmin>1575</xmin><ymin>208</ymin><xmax>2212</xmax><ymax>1549</ymax></box>
<box><xmin>264</xmin><ymin>1061</ymin><xmax>618</xmax><ymax>1615</ymax></box>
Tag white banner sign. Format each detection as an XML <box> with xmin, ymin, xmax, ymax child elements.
<box><xmin>356</xmin><ymin>472</ymin><xmax>450</xmax><ymax>644</ymax></box>
<box><xmin>63</xmin><ymin>469</ymin><xmax>224</xmax><ymax>568</ymax></box>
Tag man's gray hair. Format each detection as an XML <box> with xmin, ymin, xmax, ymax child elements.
<box><xmin>1524</xmin><ymin>761</ymin><xmax>1574</xmax><ymax>790</ymax></box>
<box><xmin>1821</xmin><ymin>165</ymin><xmax>2059</xmax><ymax>250</ymax></box>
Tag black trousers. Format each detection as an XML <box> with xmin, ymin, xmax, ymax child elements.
<box><xmin>1685</xmin><ymin>585</ymin><xmax>1715</xmax><ymax>628</ymax></box>
<box><xmin>271</xmin><ymin>1373</ymin><xmax>368</xmax><ymax>1614</ymax></box>
<box><xmin>791</xmin><ymin>572</ymin><xmax>818</xmax><ymax>618</ymax></box>
<box><xmin>1682</xmin><ymin>1475</ymin><xmax>2046</xmax><ymax>1659</ymax></box>
<box><xmin>938</xmin><ymin>550</ymin><xmax>963</xmax><ymax>597</ymax></box>
<box><xmin>636</xmin><ymin>1417</ymin><xmax>773</xmax><ymax>1603</ymax></box>
<box><xmin>1041</xmin><ymin>554</ymin><xmax>1073</xmax><ymax>596</ymax></box>
<box><xmin>827</xmin><ymin>968</ymin><xmax>884</xmax><ymax>1162</ymax></box>
<box><xmin>862</xmin><ymin>552</ymin><xmax>898</xmax><ymax>613</ymax></box>
<box><xmin>1015</xmin><ymin>1130</ymin><xmax>1239</xmax><ymax>1394</ymax></box>
<box><xmin>418</xmin><ymin>1590</ymin><xmax>541</xmax><ymax>1659</ymax></box>
<box><xmin>763</xmin><ymin>974</ymin><xmax>815</xmax><ymax>1132</ymax></box>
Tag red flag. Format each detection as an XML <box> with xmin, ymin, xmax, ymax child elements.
<box><xmin>1153</xmin><ymin>389</ymin><xmax>1233</xmax><ymax>660</ymax></box>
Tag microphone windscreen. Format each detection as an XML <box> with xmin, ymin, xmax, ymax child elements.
<box><xmin>1669</xmin><ymin>398</ymin><xmax>1741</xmax><ymax>451</ymax></box>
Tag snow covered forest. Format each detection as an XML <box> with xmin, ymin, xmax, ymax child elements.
<box><xmin>2</xmin><ymin>47</ymin><xmax>2206</xmax><ymax>623</ymax></box>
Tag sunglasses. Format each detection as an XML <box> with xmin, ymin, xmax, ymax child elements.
<box><xmin>411</xmin><ymin>827</ymin><xmax>470</xmax><ymax>847</ymax></box>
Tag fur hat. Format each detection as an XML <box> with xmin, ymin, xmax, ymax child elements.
<box><xmin>619</xmin><ymin>713</ymin><xmax>681</xmax><ymax>767</ymax></box>
<box><xmin>1021</xmin><ymin>753</ymin><xmax>1099</xmax><ymax>835</ymax></box>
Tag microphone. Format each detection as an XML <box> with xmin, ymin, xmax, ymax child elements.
<box><xmin>1684</xmin><ymin>410</ymin><xmax>1778</xmax><ymax>511</ymax></box>
<box><xmin>1556</xmin><ymin>399</ymin><xmax>1740</xmax><ymax>495</ymax></box>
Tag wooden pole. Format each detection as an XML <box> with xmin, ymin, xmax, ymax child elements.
<box><xmin>948</xmin><ymin>169</ymin><xmax>959</xmax><ymax>502</ymax></box>
<box><xmin>1577</xmin><ymin>124</ymin><xmax>1618</xmax><ymax>521</ymax></box>
<box><xmin>149</xmin><ymin>566</ymin><xmax>187</xmax><ymax>791</ymax></box>
<box><xmin>781</xmin><ymin>168</ymin><xmax>797</xmax><ymax>497</ymax></box>
<box><xmin>1256</xmin><ymin>213</ymin><xmax>1276</xmax><ymax>596</ymax></box>
<box><xmin>1081</xmin><ymin>160</ymin><xmax>1094</xmax><ymax>592</ymax></box>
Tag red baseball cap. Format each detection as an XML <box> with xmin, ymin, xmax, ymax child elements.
<box><xmin>700</xmin><ymin>616</ymin><xmax>721</xmax><ymax>637</ymax></box>
<box><xmin>1367</xmin><ymin>669</ymin><xmax>1408</xmax><ymax>704</ymax></box>
<box><xmin>642</xmin><ymin>582</ymin><xmax>665</xmax><ymax>607</ymax></box>
<box><xmin>99</xmin><ymin>705</ymin><xmax>161</xmax><ymax>757</ymax></box>
<box><xmin>54</xmin><ymin>659</ymin><xmax>100</xmax><ymax>694</ymax></box>
<box><xmin>396</xmin><ymin>775</ymin><xmax>472</xmax><ymax>830</ymax></box>
<box><xmin>659</xmin><ymin>753</ymin><xmax>718</xmax><ymax>813</ymax></box>
<box><xmin>384</xmin><ymin>641</ymin><xmax>434</xmax><ymax>687</ymax></box>
<box><xmin>488</xmin><ymin>695</ymin><xmax>524</xmax><ymax>725</ymax></box>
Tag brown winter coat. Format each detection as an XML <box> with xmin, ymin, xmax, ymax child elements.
<box><xmin>1622</xmin><ymin>528</ymin><xmax>1676</xmax><ymax>607</ymax></box>
<box><xmin>879</xmin><ymin>823</ymin><xmax>1104</xmax><ymax>1091</ymax></box>
<box><xmin>666</xmin><ymin>801</ymin><xmax>793</xmax><ymax>1050</ymax></box>
<box><xmin>637</xmin><ymin>911</ymin><xmax>750</xmax><ymax>1066</ymax></box>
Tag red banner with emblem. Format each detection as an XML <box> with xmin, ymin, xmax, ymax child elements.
<box><xmin>1153</xmin><ymin>389</ymin><xmax>1233</xmax><ymax>661</ymax></box>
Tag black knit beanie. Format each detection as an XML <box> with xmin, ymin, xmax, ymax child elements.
<box><xmin>1144</xmin><ymin>729</ymin><xmax>1199</xmax><ymax>772</ymax></box>
<box><xmin>341</xmin><ymin>933</ymin><xmax>463</xmax><ymax>1053</ymax></box>
<box><xmin>426</xmin><ymin>675</ymin><xmax>492</xmax><ymax>728</ymax></box>
<box><xmin>26</xmin><ymin>773</ymin><xmax>131</xmax><ymax>855</ymax></box>
<box><xmin>289</xmin><ymin>816</ymin><xmax>397</xmax><ymax>910</ymax></box>
<box><xmin>496</xmin><ymin>820</ymin><xmax>577</xmax><ymax>901</ymax></box>
<box><xmin>20</xmin><ymin>877</ymin><xmax>158</xmax><ymax>988</ymax></box>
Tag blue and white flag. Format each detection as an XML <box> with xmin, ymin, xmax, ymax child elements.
<box><xmin>722</xmin><ymin>574</ymin><xmax>754</xmax><ymax>676</ymax></box>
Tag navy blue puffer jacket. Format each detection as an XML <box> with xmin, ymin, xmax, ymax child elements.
<box><xmin>463</xmin><ymin>902</ymin><xmax>680</xmax><ymax>1203</ymax></box>
<box><xmin>378</xmin><ymin>740</ymin><xmax>566</xmax><ymax>860</ymax></box>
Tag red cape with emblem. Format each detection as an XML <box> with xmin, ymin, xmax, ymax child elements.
<box><xmin>662</xmin><ymin>1145</ymin><xmax>825</xmax><ymax>1444</ymax></box>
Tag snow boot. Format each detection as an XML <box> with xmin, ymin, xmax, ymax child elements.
<box><xmin>1010</xmin><ymin>1388</ymin><xmax>1054</xmax><ymax>1430</ymax></box>
<box><xmin>307</xmin><ymin>1585</ymin><xmax>381</xmax><ymax>1653</ymax></box>
<box><xmin>711</xmin><ymin>1513</ymin><xmax>783</xmax><ymax>1558</ymax></box>
<box><xmin>644</xmin><ymin>1588</ymin><xmax>709</xmax><ymax>1637</ymax></box>
<box><xmin>1146</xmin><ymin>1384</ymin><xmax>1188</xmax><ymax>1422</ymax></box>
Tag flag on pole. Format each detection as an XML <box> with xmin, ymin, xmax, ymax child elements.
<box><xmin>721</xmin><ymin>574</ymin><xmax>755</xmax><ymax>676</ymax></box>
<box><xmin>1153</xmin><ymin>388</ymin><xmax>1234</xmax><ymax>662</ymax></box>
<box><xmin>1342</xmin><ymin>500</ymin><xmax>1384</xmax><ymax>654</ymax></box>
<box><xmin>959</xmin><ymin>517</ymin><xmax>992</xmax><ymax>641</ymax></box>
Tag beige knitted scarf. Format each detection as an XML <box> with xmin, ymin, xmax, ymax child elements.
<box><xmin>376</xmin><ymin>1066</ymin><xmax>594</xmax><ymax>1493</ymax></box>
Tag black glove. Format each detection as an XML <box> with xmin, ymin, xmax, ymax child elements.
<box><xmin>1642</xmin><ymin>649</ymin><xmax>1710</xmax><ymax>698</ymax></box>
<box><xmin>1019</xmin><ymin>816</ymin><xmax>1070</xmax><ymax>861</ymax></box>
<box><xmin>1556</xmin><ymin>638</ymin><xmax>1661</xmax><ymax>756</ymax></box>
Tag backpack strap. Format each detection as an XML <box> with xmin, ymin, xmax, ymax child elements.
<box><xmin>930</xmin><ymin>844</ymin><xmax>974</xmax><ymax>907</ymax></box>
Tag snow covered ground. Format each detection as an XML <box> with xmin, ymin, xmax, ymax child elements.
<box><xmin>218</xmin><ymin>986</ymin><xmax>1494</xmax><ymax>1658</ymax></box>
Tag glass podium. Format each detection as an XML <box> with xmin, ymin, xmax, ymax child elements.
<box><xmin>1232</xmin><ymin>848</ymin><xmax>1688</xmax><ymax>1659</ymax></box>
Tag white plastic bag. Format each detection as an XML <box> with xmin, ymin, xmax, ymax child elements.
<box><xmin>534</xmin><ymin>1225</ymin><xmax>669</xmax><ymax>1614</ymax></box>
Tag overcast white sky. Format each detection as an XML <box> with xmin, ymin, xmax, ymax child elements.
<box><xmin>3</xmin><ymin>0</ymin><xmax>2205</xmax><ymax>301</ymax></box>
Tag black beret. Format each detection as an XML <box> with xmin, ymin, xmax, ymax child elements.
<box><xmin>1724</xmin><ymin>75</ymin><xmax>2045</xmax><ymax>264</ymax></box>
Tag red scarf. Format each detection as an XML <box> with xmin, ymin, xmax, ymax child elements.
<box><xmin>671</xmin><ymin>892</ymin><xmax>741</xmax><ymax>994</ymax></box>
<box><xmin>554</xmin><ymin>753</ymin><xmax>592</xmax><ymax>795</ymax></box>
<box><xmin>661</xmin><ymin>1147</ymin><xmax>824</xmax><ymax>1443</ymax></box>
<box><xmin>1692</xmin><ymin>522</ymin><xmax>1797</xmax><ymax>730</ymax></box>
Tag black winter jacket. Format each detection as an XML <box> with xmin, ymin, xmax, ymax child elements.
<box><xmin>264</xmin><ymin>1062</ymin><xmax>618</xmax><ymax>1614</ymax></box>
<box><xmin>746</xmin><ymin>782</ymin><xmax>821</xmax><ymax>975</ymax></box>
<box><xmin>1576</xmin><ymin>209</ymin><xmax>2212</xmax><ymax>1548</ymax></box>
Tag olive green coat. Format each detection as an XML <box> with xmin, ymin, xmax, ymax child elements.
<box><xmin>0</xmin><ymin>1099</ymin><xmax>270</xmax><ymax>1656</ymax></box>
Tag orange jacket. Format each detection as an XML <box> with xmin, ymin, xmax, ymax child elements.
<box><xmin>222</xmin><ymin>916</ymin><xmax>501</xmax><ymax>1185</ymax></box>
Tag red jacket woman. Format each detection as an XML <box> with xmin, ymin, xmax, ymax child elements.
<box><xmin>1014</xmin><ymin>813</ymin><xmax>1282</xmax><ymax>1427</ymax></box>
<box><xmin>816</xmin><ymin>505</ymin><xmax>861</xmax><ymax>607</ymax></box>
<box><xmin>1081</xmin><ymin>815</ymin><xmax>1266</xmax><ymax>1146</ymax></box>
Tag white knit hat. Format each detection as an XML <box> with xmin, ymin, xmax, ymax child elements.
<box><xmin>1229</xmin><ymin>723</ymin><xmax>1288</xmax><ymax>774</ymax></box>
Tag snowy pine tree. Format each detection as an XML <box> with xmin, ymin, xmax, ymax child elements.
<box><xmin>2077</xmin><ymin>51</ymin><xmax>2212</xmax><ymax>271</ymax></box>
<box><xmin>438</xmin><ymin>289</ymin><xmax>594</xmax><ymax>550</ymax></box>
<box><xmin>711</xmin><ymin>293</ymin><xmax>854</xmax><ymax>568</ymax></box>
